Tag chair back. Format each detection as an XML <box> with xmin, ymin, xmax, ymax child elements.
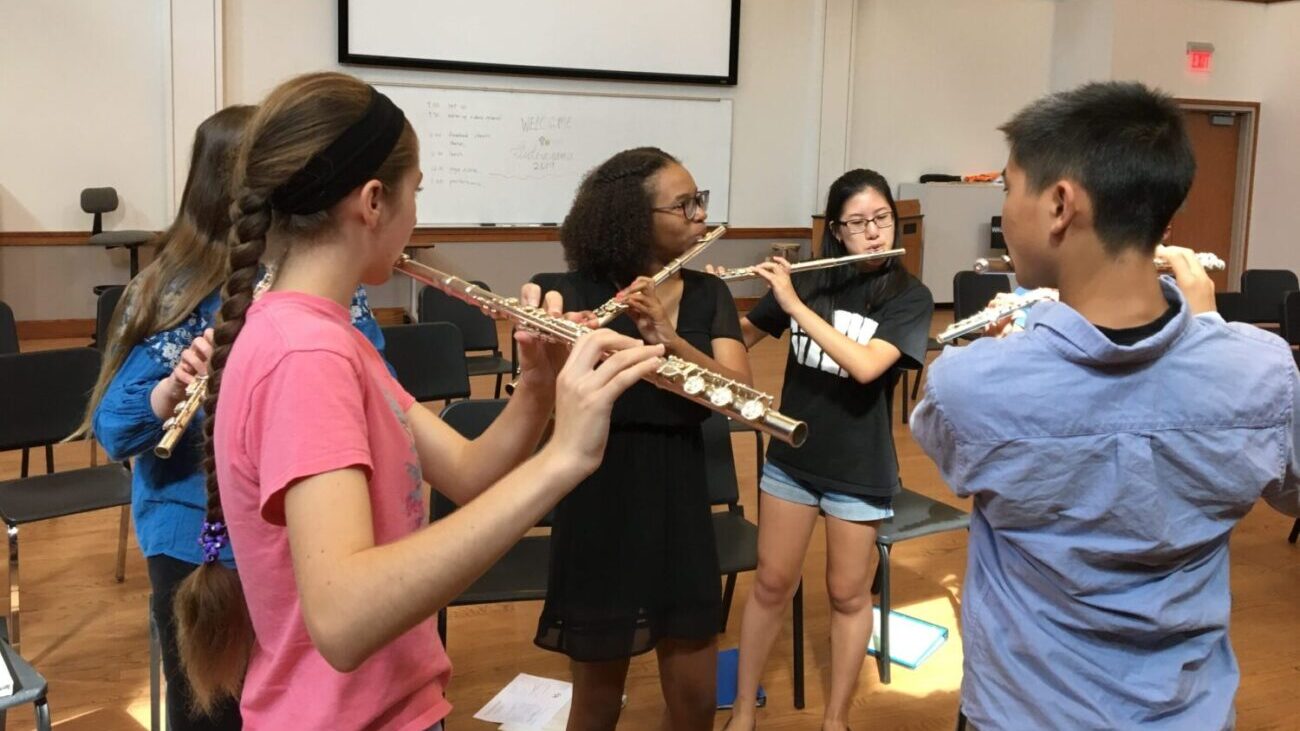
<box><xmin>1240</xmin><ymin>269</ymin><xmax>1299</xmax><ymax>324</ymax></box>
<box><xmin>0</xmin><ymin>348</ymin><xmax>101</xmax><ymax>451</ymax></box>
<box><xmin>1214</xmin><ymin>292</ymin><xmax>1248</xmax><ymax>323</ymax></box>
<box><xmin>952</xmin><ymin>271</ymin><xmax>1013</xmax><ymax>322</ymax></box>
<box><xmin>96</xmin><ymin>285</ymin><xmax>126</xmax><ymax>353</ymax></box>
<box><xmin>380</xmin><ymin>323</ymin><xmax>471</xmax><ymax>403</ymax></box>
<box><xmin>432</xmin><ymin>399</ymin><xmax>556</xmax><ymax>527</ymax></box>
<box><xmin>0</xmin><ymin>300</ymin><xmax>18</xmax><ymax>355</ymax></box>
<box><xmin>1281</xmin><ymin>290</ymin><xmax>1300</xmax><ymax>347</ymax></box>
<box><xmin>702</xmin><ymin>413</ymin><xmax>741</xmax><ymax>508</ymax></box>
<box><xmin>418</xmin><ymin>283</ymin><xmax>501</xmax><ymax>353</ymax></box>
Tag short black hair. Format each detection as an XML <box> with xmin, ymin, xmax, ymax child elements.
<box><xmin>1000</xmin><ymin>81</ymin><xmax>1195</xmax><ymax>253</ymax></box>
<box><xmin>561</xmin><ymin>147</ymin><xmax>678</xmax><ymax>286</ymax></box>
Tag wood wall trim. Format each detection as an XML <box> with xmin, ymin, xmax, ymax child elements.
<box><xmin>0</xmin><ymin>231</ymin><xmax>96</xmax><ymax>246</ymax></box>
<box><xmin>2</xmin><ymin>227</ymin><xmax>812</xmax><ymax>247</ymax></box>
<box><xmin>16</xmin><ymin>318</ymin><xmax>95</xmax><ymax>339</ymax></box>
<box><xmin>406</xmin><ymin>226</ymin><xmax>811</xmax><ymax>246</ymax></box>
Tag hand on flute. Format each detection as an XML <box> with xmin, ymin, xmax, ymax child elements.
<box><xmin>151</xmin><ymin>328</ymin><xmax>213</xmax><ymax>420</ymax></box>
<box><xmin>1155</xmin><ymin>245</ymin><xmax>1216</xmax><ymax>315</ymax></box>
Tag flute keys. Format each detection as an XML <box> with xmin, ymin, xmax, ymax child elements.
<box><xmin>709</xmin><ymin>387</ymin><xmax>734</xmax><ymax>407</ymax></box>
<box><xmin>740</xmin><ymin>399</ymin><xmax>766</xmax><ymax>421</ymax></box>
<box><xmin>684</xmin><ymin>375</ymin><xmax>706</xmax><ymax>396</ymax></box>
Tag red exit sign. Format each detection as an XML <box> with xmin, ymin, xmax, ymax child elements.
<box><xmin>1187</xmin><ymin>42</ymin><xmax>1214</xmax><ymax>73</ymax></box>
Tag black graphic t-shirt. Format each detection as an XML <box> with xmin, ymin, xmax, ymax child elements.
<box><xmin>747</xmin><ymin>273</ymin><xmax>933</xmax><ymax>498</ymax></box>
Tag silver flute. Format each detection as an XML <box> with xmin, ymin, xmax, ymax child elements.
<box><xmin>590</xmin><ymin>225</ymin><xmax>727</xmax><ymax>327</ymax></box>
<box><xmin>715</xmin><ymin>248</ymin><xmax>905</xmax><ymax>282</ymax></box>
<box><xmin>974</xmin><ymin>251</ymin><xmax>1227</xmax><ymax>274</ymax></box>
<box><xmin>936</xmin><ymin>289</ymin><xmax>1059</xmax><ymax>345</ymax></box>
<box><xmin>392</xmin><ymin>255</ymin><xmax>808</xmax><ymax>447</ymax></box>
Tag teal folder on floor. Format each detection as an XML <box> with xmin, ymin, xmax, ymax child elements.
<box><xmin>867</xmin><ymin>606</ymin><xmax>949</xmax><ymax>669</ymax></box>
<box><xmin>715</xmin><ymin>647</ymin><xmax>765</xmax><ymax>709</ymax></box>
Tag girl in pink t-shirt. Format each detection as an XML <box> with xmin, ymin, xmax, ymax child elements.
<box><xmin>170</xmin><ymin>72</ymin><xmax>663</xmax><ymax>731</ymax></box>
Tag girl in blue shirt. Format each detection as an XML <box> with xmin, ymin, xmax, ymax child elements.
<box><xmin>77</xmin><ymin>105</ymin><xmax>391</xmax><ymax>731</ymax></box>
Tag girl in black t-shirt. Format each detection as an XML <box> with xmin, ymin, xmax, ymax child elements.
<box><xmin>530</xmin><ymin>147</ymin><xmax>752</xmax><ymax>731</ymax></box>
<box><xmin>713</xmin><ymin>169</ymin><xmax>933</xmax><ymax>730</ymax></box>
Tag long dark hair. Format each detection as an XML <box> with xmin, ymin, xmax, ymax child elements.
<box><xmin>561</xmin><ymin>147</ymin><xmax>678</xmax><ymax>287</ymax></box>
<box><xmin>76</xmin><ymin>105</ymin><xmax>256</xmax><ymax>439</ymax></box>
<box><xmin>798</xmin><ymin>168</ymin><xmax>910</xmax><ymax>323</ymax></box>
<box><xmin>172</xmin><ymin>72</ymin><xmax>418</xmax><ymax>714</ymax></box>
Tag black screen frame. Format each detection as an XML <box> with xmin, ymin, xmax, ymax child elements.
<box><xmin>339</xmin><ymin>0</ymin><xmax>741</xmax><ymax>86</ymax></box>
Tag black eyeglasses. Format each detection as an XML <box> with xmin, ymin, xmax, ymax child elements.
<box><xmin>835</xmin><ymin>211</ymin><xmax>894</xmax><ymax>234</ymax></box>
<box><xmin>653</xmin><ymin>190</ymin><xmax>710</xmax><ymax>221</ymax></box>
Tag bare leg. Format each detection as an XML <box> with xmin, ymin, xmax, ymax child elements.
<box><xmin>567</xmin><ymin>657</ymin><xmax>631</xmax><ymax>731</ymax></box>
<box><xmin>657</xmin><ymin>636</ymin><xmax>718</xmax><ymax>731</ymax></box>
<box><xmin>822</xmin><ymin>516</ymin><xmax>880</xmax><ymax>730</ymax></box>
<box><xmin>726</xmin><ymin>492</ymin><xmax>819</xmax><ymax>729</ymax></box>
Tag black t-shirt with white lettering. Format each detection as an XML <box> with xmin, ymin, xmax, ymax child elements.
<box><xmin>747</xmin><ymin>272</ymin><xmax>933</xmax><ymax>498</ymax></box>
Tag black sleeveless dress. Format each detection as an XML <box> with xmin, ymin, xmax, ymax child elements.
<box><xmin>531</xmin><ymin>269</ymin><xmax>743</xmax><ymax>662</ymax></box>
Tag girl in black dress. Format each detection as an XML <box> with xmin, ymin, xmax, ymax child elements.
<box><xmin>532</xmin><ymin>147</ymin><xmax>751</xmax><ymax>730</ymax></box>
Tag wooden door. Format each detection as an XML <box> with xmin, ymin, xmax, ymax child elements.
<box><xmin>1167</xmin><ymin>110</ymin><xmax>1241</xmax><ymax>291</ymax></box>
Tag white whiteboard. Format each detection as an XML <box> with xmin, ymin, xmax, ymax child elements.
<box><xmin>345</xmin><ymin>0</ymin><xmax>738</xmax><ymax>84</ymax></box>
<box><xmin>376</xmin><ymin>84</ymin><xmax>733</xmax><ymax>226</ymax></box>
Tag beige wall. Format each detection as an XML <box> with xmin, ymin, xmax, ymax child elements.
<box><xmin>4</xmin><ymin>0</ymin><xmax>1297</xmax><ymax>323</ymax></box>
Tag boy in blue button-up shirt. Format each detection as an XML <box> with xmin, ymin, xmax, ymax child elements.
<box><xmin>912</xmin><ymin>81</ymin><xmax>1299</xmax><ymax>731</ymax></box>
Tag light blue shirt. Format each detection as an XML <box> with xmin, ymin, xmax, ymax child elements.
<box><xmin>912</xmin><ymin>278</ymin><xmax>1299</xmax><ymax>731</ymax></box>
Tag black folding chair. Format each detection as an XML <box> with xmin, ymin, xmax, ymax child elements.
<box><xmin>1241</xmin><ymin>269</ymin><xmax>1298</xmax><ymax>330</ymax></box>
<box><xmin>0</xmin><ymin>301</ymin><xmax>17</xmax><ymax>355</ymax></box>
<box><xmin>0</xmin><ymin>348</ymin><xmax>133</xmax><ymax>650</ymax></box>
<box><xmin>952</xmin><ymin>271</ymin><xmax>1013</xmax><ymax>325</ymax></box>
<box><xmin>1281</xmin><ymin>291</ymin><xmax>1300</xmax><ymax>544</ymax></box>
<box><xmin>1215</xmin><ymin>291</ymin><xmax>1248</xmax><ymax>323</ymax></box>
<box><xmin>419</xmin><ymin>283</ymin><xmax>515</xmax><ymax>398</ymax></box>
<box><xmin>431</xmin><ymin>400</ymin><xmax>551</xmax><ymax>646</ymax></box>
<box><xmin>94</xmin><ymin>285</ymin><xmax>126</xmax><ymax>353</ymax></box>
<box><xmin>380</xmin><ymin>323</ymin><xmax>471</xmax><ymax>405</ymax></box>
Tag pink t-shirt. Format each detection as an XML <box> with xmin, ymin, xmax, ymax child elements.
<box><xmin>215</xmin><ymin>291</ymin><xmax>451</xmax><ymax>730</ymax></box>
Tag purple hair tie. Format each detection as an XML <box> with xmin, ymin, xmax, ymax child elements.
<box><xmin>199</xmin><ymin>520</ymin><xmax>228</xmax><ymax>564</ymax></box>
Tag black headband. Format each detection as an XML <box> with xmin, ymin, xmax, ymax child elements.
<box><xmin>271</xmin><ymin>87</ymin><xmax>407</xmax><ymax>215</ymax></box>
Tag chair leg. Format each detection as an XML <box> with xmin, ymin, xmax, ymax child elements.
<box><xmin>720</xmin><ymin>573</ymin><xmax>737</xmax><ymax>632</ymax></box>
<box><xmin>20</xmin><ymin>448</ymin><xmax>29</xmax><ymax>479</ymax></box>
<box><xmin>956</xmin><ymin>709</ymin><xmax>968</xmax><ymax>731</ymax></box>
<box><xmin>45</xmin><ymin>444</ymin><xmax>54</xmax><ymax>474</ymax></box>
<box><xmin>792</xmin><ymin>579</ymin><xmax>805</xmax><ymax>710</ymax></box>
<box><xmin>899</xmin><ymin>371</ymin><xmax>910</xmax><ymax>425</ymax></box>
<box><xmin>494</xmin><ymin>372</ymin><xmax>503</xmax><ymax>399</ymax></box>
<box><xmin>34</xmin><ymin>697</ymin><xmax>52</xmax><ymax>731</ymax></box>
<box><xmin>875</xmin><ymin>542</ymin><xmax>891</xmax><ymax>684</ymax></box>
<box><xmin>116</xmin><ymin>505</ymin><xmax>130</xmax><ymax>583</ymax></box>
<box><xmin>437</xmin><ymin>608</ymin><xmax>448</xmax><ymax>646</ymax></box>
<box><xmin>90</xmin><ymin>439</ymin><xmax>98</xmax><ymax>467</ymax></box>
<box><xmin>1289</xmin><ymin>518</ymin><xmax>1299</xmax><ymax>545</ymax></box>
<box><xmin>150</xmin><ymin>608</ymin><xmax>162</xmax><ymax>731</ymax></box>
<box><xmin>8</xmin><ymin>523</ymin><xmax>19</xmax><ymax>652</ymax></box>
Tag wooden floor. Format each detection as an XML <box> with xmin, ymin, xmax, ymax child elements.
<box><xmin>3</xmin><ymin>313</ymin><xmax>1298</xmax><ymax>731</ymax></box>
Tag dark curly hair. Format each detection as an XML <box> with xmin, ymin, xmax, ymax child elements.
<box><xmin>561</xmin><ymin>147</ymin><xmax>679</xmax><ymax>287</ymax></box>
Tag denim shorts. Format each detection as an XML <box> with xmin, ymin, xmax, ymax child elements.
<box><xmin>759</xmin><ymin>462</ymin><xmax>894</xmax><ymax>522</ymax></box>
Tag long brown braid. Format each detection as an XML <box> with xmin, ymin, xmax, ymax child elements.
<box><xmin>172</xmin><ymin>71</ymin><xmax>417</xmax><ymax>714</ymax></box>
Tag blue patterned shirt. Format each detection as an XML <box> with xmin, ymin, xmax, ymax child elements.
<box><xmin>912</xmin><ymin>279</ymin><xmax>1300</xmax><ymax>731</ymax></box>
<box><xmin>93</xmin><ymin>286</ymin><xmax>392</xmax><ymax>566</ymax></box>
